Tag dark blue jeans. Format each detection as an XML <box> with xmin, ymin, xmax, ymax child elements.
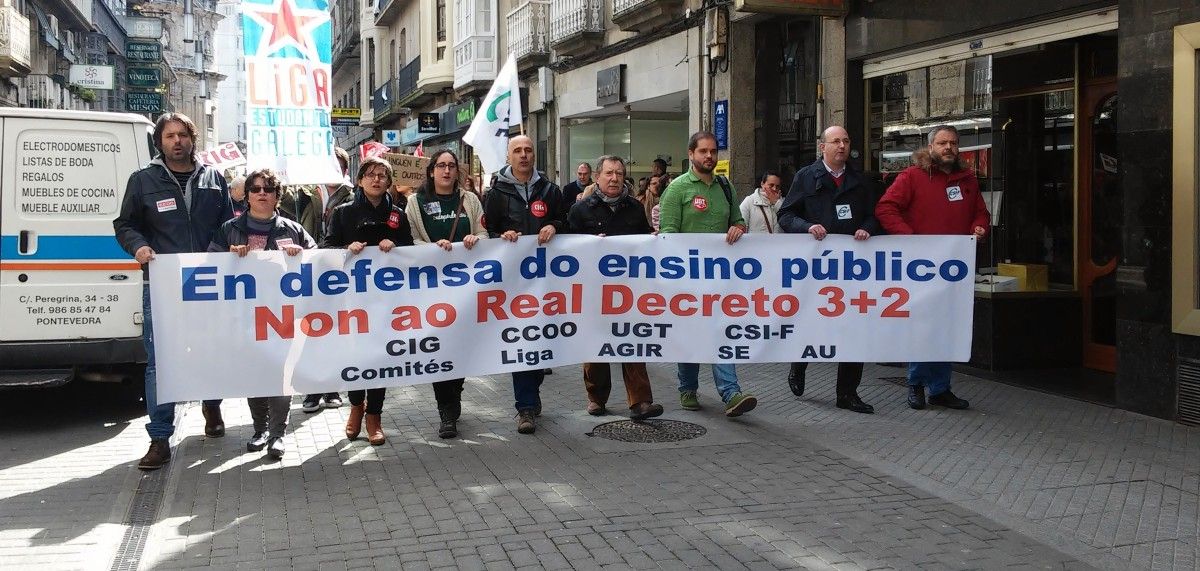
<box><xmin>143</xmin><ymin>285</ymin><xmax>221</xmax><ymax>440</ymax></box>
<box><xmin>512</xmin><ymin>369</ymin><xmax>544</xmax><ymax>412</ymax></box>
<box><xmin>907</xmin><ymin>362</ymin><xmax>953</xmax><ymax>396</ymax></box>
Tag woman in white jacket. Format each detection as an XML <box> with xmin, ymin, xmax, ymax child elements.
<box><xmin>739</xmin><ymin>171</ymin><xmax>784</xmax><ymax>233</ymax></box>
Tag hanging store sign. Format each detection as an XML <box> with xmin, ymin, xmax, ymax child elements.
<box><xmin>126</xmin><ymin>66</ymin><xmax>162</xmax><ymax>88</ymax></box>
<box><xmin>124</xmin><ymin>16</ymin><xmax>164</xmax><ymax>39</ymax></box>
<box><xmin>733</xmin><ymin>0</ymin><xmax>845</xmax><ymax>15</ymax></box>
<box><xmin>449</xmin><ymin>99</ymin><xmax>475</xmax><ymax>131</ymax></box>
<box><xmin>126</xmin><ymin>91</ymin><xmax>163</xmax><ymax>113</ymax></box>
<box><xmin>596</xmin><ymin>64</ymin><xmax>625</xmax><ymax>107</ymax></box>
<box><xmin>417</xmin><ymin>112</ymin><xmax>440</xmax><ymax>134</ymax></box>
<box><xmin>125</xmin><ymin>41</ymin><xmax>161</xmax><ymax>62</ymax></box>
<box><xmin>68</xmin><ymin>64</ymin><xmax>114</xmax><ymax>89</ymax></box>
<box><xmin>331</xmin><ymin>107</ymin><xmax>361</xmax><ymax>126</ymax></box>
<box><xmin>714</xmin><ymin>100</ymin><xmax>729</xmax><ymax>150</ymax></box>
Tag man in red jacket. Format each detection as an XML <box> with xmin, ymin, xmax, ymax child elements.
<box><xmin>875</xmin><ymin>125</ymin><xmax>989</xmax><ymax>411</ymax></box>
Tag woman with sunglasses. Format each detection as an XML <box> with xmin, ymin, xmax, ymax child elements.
<box><xmin>324</xmin><ymin>156</ymin><xmax>414</xmax><ymax>445</ymax></box>
<box><xmin>404</xmin><ymin>149</ymin><xmax>488</xmax><ymax>439</ymax></box>
<box><xmin>208</xmin><ymin>168</ymin><xmax>317</xmax><ymax>460</ymax></box>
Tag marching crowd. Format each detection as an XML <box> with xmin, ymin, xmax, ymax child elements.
<box><xmin>113</xmin><ymin>112</ymin><xmax>990</xmax><ymax>471</ymax></box>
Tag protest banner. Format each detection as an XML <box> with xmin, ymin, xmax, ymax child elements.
<box><xmin>196</xmin><ymin>142</ymin><xmax>248</xmax><ymax>170</ymax></box>
<box><xmin>149</xmin><ymin>234</ymin><xmax>977</xmax><ymax>402</ymax></box>
<box><xmin>241</xmin><ymin>0</ymin><xmax>343</xmax><ymax>185</ymax></box>
<box><xmin>383</xmin><ymin>153</ymin><xmax>429</xmax><ymax>186</ymax></box>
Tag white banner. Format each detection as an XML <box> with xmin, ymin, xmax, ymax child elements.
<box><xmin>150</xmin><ymin>234</ymin><xmax>977</xmax><ymax>402</ymax></box>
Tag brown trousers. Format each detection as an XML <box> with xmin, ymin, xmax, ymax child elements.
<box><xmin>583</xmin><ymin>362</ymin><xmax>654</xmax><ymax>408</ymax></box>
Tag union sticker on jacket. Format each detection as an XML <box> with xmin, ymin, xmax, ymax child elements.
<box><xmin>276</xmin><ymin>238</ymin><xmax>295</xmax><ymax>248</ymax></box>
<box><xmin>836</xmin><ymin>204</ymin><xmax>853</xmax><ymax>220</ymax></box>
<box><xmin>156</xmin><ymin>198</ymin><xmax>177</xmax><ymax>212</ymax></box>
<box><xmin>946</xmin><ymin>186</ymin><xmax>963</xmax><ymax>201</ymax></box>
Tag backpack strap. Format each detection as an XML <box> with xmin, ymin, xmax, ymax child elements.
<box><xmin>715</xmin><ymin>175</ymin><xmax>735</xmax><ymax>228</ymax></box>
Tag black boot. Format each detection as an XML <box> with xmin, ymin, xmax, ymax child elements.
<box><xmin>438</xmin><ymin>407</ymin><xmax>459</xmax><ymax>439</ymax></box>
<box><xmin>787</xmin><ymin>363</ymin><xmax>806</xmax><ymax>397</ymax></box>
<box><xmin>202</xmin><ymin>404</ymin><xmax>225</xmax><ymax>437</ymax></box>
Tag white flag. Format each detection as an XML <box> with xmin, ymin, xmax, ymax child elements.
<box><xmin>464</xmin><ymin>54</ymin><xmax>523</xmax><ymax>174</ymax></box>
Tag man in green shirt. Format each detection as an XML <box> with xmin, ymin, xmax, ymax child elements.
<box><xmin>658</xmin><ymin>131</ymin><xmax>757</xmax><ymax>417</ymax></box>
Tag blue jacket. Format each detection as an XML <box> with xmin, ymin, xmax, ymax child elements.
<box><xmin>113</xmin><ymin>157</ymin><xmax>232</xmax><ymax>278</ymax></box>
<box><xmin>778</xmin><ymin>159</ymin><xmax>882</xmax><ymax>236</ymax></box>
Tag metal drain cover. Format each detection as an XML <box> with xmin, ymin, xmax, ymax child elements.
<box><xmin>587</xmin><ymin>419</ymin><xmax>707</xmax><ymax>443</ymax></box>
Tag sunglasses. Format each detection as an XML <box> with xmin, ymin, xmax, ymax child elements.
<box><xmin>248</xmin><ymin>185</ymin><xmax>278</xmax><ymax>194</ymax></box>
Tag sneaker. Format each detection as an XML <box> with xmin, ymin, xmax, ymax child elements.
<box><xmin>679</xmin><ymin>391</ymin><xmax>700</xmax><ymax>411</ymax></box>
<box><xmin>246</xmin><ymin>431</ymin><xmax>268</xmax><ymax>452</ymax></box>
<box><xmin>266</xmin><ymin>437</ymin><xmax>285</xmax><ymax>460</ymax></box>
<box><xmin>301</xmin><ymin>395</ymin><xmax>322</xmax><ymax>413</ymax></box>
<box><xmin>516</xmin><ymin>409</ymin><xmax>536</xmax><ymax>434</ymax></box>
<box><xmin>323</xmin><ymin>393</ymin><xmax>342</xmax><ymax>408</ymax></box>
<box><xmin>724</xmin><ymin>393</ymin><xmax>758</xmax><ymax>417</ymax></box>
<box><xmin>137</xmin><ymin>439</ymin><xmax>171</xmax><ymax>471</ymax></box>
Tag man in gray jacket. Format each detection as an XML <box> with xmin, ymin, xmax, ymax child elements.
<box><xmin>113</xmin><ymin>113</ymin><xmax>233</xmax><ymax>471</ymax></box>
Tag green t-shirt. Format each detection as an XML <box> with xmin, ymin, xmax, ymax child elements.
<box><xmin>418</xmin><ymin>192</ymin><xmax>469</xmax><ymax>242</ymax></box>
<box><xmin>658</xmin><ymin>170</ymin><xmax>746</xmax><ymax>234</ymax></box>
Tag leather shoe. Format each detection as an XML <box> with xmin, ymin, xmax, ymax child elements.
<box><xmin>929</xmin><ymin>390</ymin><xmax>970</xmax><ymax>410</ymax></box>
<box><xmin>586</xmin><ymin>401</ymin><xmax>606</xmax><ymax>416</ymax></box>
<box><xmin>202</xmin><ymin>404</ymin><xmax>225</xmax><ymax>437</ymax></box>
<box><xmin>836</xmin><ymin>394</ymin><xmax>874</xmax><ymax>414</ymax></box>
<box><xmin>629</xmin><ymin>402</ymin><xmax>664</xmax><ymax>420</ymax></box>
<box><xmin>907</xmin><ymin>386</ymin><xmax>926</xmax><ymax>410</ymax></box>
<box><xmin>137</xmin><ymin>439</ymin><xmax>171</xmax><ymax>471</ymax></box>
<box><xmin>787</xmin><ymin>371</ymin><xmax>805</xmax><ymax>397</ymax></box>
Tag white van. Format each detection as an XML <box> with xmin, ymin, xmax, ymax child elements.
<box><xmin>0</xmin><ymin>108</ymin><xmax>155</xmax><ymax>389</ymax></box>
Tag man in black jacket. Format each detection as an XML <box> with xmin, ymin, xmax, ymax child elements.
<box><xmin>562</xmin><ymin>162</ymin><xmax>592</xmax><ymax>204</ymax></box>
<box><xmin>777</xmin><ymin>125</ymin><xmax>882</xmax><ymax>414</ymax></box>
<box><xmin>567</xmin><ymin>155</ymin><xmax>664</xmax><ymax>421</ymax></box>
<box><xmin>483</xmin><ymin>135</ymin><xmax>568</xmax><ymax>434</ymax></box>
<box><xmin>113</xmin><ymin>113</ymin><xmax>233</xmax><ymax>470</ymax></box>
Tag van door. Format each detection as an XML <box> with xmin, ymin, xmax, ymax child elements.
<box><xmin>0</xmin><ymin>119</ymin><xmax>144</xmax><ymax>342</ymax></box>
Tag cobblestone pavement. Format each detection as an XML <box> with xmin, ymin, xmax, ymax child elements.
<box><xmin>0</xmin><ymin>383</ymin><xmax>145</xmax><ymax>569</ymax></box>
<box><xmin>3</xmin><ymin>364</ymin><xmax>1196</xmax><ymax>570</ymax></box>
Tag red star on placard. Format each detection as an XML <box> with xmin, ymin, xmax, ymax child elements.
<box><xmin>244</xmin><ymin>0</ymin><xmax>327</xmax><ymax>58</ymax></box>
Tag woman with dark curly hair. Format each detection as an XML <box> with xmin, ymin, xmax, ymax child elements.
<box><xmin>324</xmin><ymin>157</ymin><xmax>414</xmax><ymax>445</ymax></box>
<box><xmin>208</xmin><ymin>168</ymin><xmax>316</xmax><ymax>460</ymax></box>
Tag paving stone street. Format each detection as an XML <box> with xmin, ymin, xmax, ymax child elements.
<box><xmin>1</xmin><ymin>363</ymin><xmax>1196</xmax><ymax>570</ymax></box>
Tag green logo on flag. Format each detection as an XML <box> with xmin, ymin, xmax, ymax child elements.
<box><xmin>486</xmin><ymin>91</ymin><xmax>511</xmax><ymax>122</ymax></box>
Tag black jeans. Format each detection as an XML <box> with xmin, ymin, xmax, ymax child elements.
<box><xmin>790</xmin><ymin>362</ymin><xmax>865</xmax><ymax>397</ymax></box>
<box><xmin>432</xmin><ymin>379</ymin><xmax>464</xmax><ymax>408</ymax></box>
<box><xmin>348</xmin><ymin>388</ymin><xmax>385</xmax><ymax>414</ymax></box>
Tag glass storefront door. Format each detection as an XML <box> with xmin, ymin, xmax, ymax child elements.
<box><xmin>1079</xmin><ymin>84</ymin><xmax>1119</xmax><ymax>372</ymax></box>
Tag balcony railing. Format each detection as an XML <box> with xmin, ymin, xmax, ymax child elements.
<box><xmin>396</xmin><ymin>56</ymin><xmax>420</xmax><ymax>103</ymax></box>
<box><xmin>0</xmin><ymin>5</ymin><xmax>32</xmax><ymax>77</ymax></box>
<box><xmin>331</xmin><ymin>0</ymin><xmax>360</xmax><ymax>70</ymax></box>
<box><xmin>506</xmin><ymin>0</ymin><xmax>549</xmax><ymax>67</ymax></box>
<box><xmin>453</xmin><ymin>32</ymin><xmax>496</xmax><ymax>89</ymax></box>
<box><xmin>372</xmin><ymin>78</ymin><xmax>395</xmax><ymax>118</ymax></box>
<box><xmin>611</xmin><ymin>0</ymin><xmax>681</xmax><ymax>33</ymax></box>
<box><xmin>549</xmin><ymin>0</ymin><xmax>603</xmax><ymax>52</ymax></box>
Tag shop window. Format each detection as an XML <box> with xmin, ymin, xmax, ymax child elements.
<box><xmin>1171</xmin><ymin>22</ymin><xmax>1200</xmax><ymax>335</ymax></box>
<box><xmin>867</xmin><ymin>45</ymin><xmax>1087</xmax><ymax>293</ymax></box>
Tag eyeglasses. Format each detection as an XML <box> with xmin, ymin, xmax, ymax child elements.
<box><xmin>248</xmin><ymin>185</ymin><xmax>278</xmax><ymax>194</ymax></box>
<box><xmin>364</xmin><ymin>172</ymin><xmax>390</xmax><ymax>180</ymax></box>
<box><xmin>434</xmin><ymin>162</ymin><xmax>458</xmax><ymax>170</ymax></box>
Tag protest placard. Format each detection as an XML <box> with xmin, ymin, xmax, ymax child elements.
<box><xmin>383</xmin><ymin>153</ymin><xmax>429</xmax><ymax>186</ymax></box>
